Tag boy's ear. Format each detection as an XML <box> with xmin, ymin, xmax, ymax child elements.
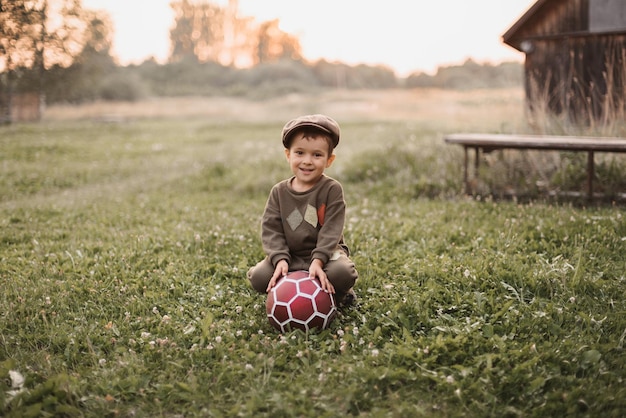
<box><xmin>326</xmin><ymin>153</ymin><xmax>336</xmax><ymax>167</ymax></box>
<box><xmin>284</xmin><ymin>149</ymin><xmax>290</xmax><ymax>160</ymax></box>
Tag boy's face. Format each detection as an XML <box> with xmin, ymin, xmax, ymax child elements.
<box><xmin>284</xmin><ymin>132</ymin><xmax>335</xmax><ymax>191</ymax></box>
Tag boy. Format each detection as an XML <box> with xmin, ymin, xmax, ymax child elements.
<box><xmin>247</xmin><ymin>114</ymin><xmax>358</xmax><ymax>306</ymax></box>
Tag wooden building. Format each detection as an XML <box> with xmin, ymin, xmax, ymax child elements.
<box><xmin>503</xmin><ymin>0</ymin><xmax>626</xmax><ymax>123</ymax></box>
<box><xmin>0</xmin><ymin>92</ymin><xmax>44</xmax><ymax>123</ymax></box>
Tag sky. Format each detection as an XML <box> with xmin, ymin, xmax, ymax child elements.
<box><xmin>82</xmin><ymin>0</ymin><xmax>536</xmax><ymax>76</ymax></box>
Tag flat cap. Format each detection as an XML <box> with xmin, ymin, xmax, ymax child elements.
<box><xmin>281</xmin><ymin>114</ymin><xmax>340</xmax><ymax>149</ymax></box>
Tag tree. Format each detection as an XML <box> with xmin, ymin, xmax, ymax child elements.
<box><xmin>44</xmin><ymin>11</ymin><xmax>116</xmax><ymax>103</ymax></box>
<box><xmin>0</xmin><ymin>0</ymin><xmax>86</xmax><ymax>120</ymax></box>
<box><xmin>255</xmin><ymin>19</ymin><xmax>302</xmax><ymax>65</ymax></box>
<box><xmin>170</xmin><ymin>0</ymin><xmax>227</xmax><ymax>63</ymax></box>
<box><xmin>169</xmin><ymin>0</ymin><xmax>302</xmax><ymax>68</ymax></box>
<box><xmin>0</xmin><ymin>0</ymin><xmax>38</xmax><ymax>120</ymax></box>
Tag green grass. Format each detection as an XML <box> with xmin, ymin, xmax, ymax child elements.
<box><xmin>1</xmin><ymin>116</ymin><xmax>625</xmax><ymax>417</ymax></box>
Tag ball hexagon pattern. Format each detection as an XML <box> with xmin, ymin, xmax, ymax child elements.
<box><xmin>266</xmin><ymin>270</ymin><xmax>337</xmax><ymax>333</ymax></box>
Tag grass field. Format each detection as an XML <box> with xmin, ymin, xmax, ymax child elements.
<box><xmin>1</xmin><ymin>89</ymin><xmax>625</xmax><ymax>417</ymax></box>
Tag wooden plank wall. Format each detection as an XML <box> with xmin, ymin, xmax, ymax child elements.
<box><xmin>516</xmin><ymin>0</ymin><xmax>589</xmax><ymax>39</ymax></box>
<box><xmin>0</xmin><ymin>93</ymin><xmax>43</xmax><ymax>123</ymax></box>
<box><xmin>525</xmin><ymin>33</ymin><xmax>625</xmax><ymax>122</ymax></box>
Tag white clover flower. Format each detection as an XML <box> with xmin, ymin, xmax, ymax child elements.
<box><xmin>371</xmin><ymin>349</ymin><xmax>379</xmax><ymax>357</ymax></box>
<box><xmin>215</xmin><ymin>336</ymin><xmax>222</xmax><ymax>343</ymax></box>
<box><xmin>152</xmin><ymin>307</ymin><xmax>159</xmax><ymax>315</ymax></box>
<box><xmin>245</xmin><ymin>364</ymin><xmax>253</xmax><ymax>371</ymax></box>
<box><xmin>9</xmin><ymin>370</ymin><xmax>24</xmax><ymax>388</ymax></box>
<box><xmin>446</xmin><ymin>375</ymin><xmax>455</xmax><ymax>384</ymax></box>
<box><xmin>141</xmin><ymin>332</ymin><xmax>151</xmax><ymax>339</ymax></box>
<box><xmin>6</xmin><ymin>370</ymin><xmax>25</xmax><ymax>402</ymax></box>
<box><xmin>98</xmin><ymin>358</ymin><xmax>107</xmax><ymax>366</ymax></box>
<box><xmin>161</xmin><ymin>315</ymin><xmax>171</xmax><ymax>324</ymax></box>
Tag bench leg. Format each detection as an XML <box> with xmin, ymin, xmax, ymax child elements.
<box><xmin>474</xmin><ymin>147</ymin><xmax>480</xmax><ymax>192</ymax></box>
<box><xmin>461</xmin><ymin>146</ymin><xmax>482</xmax><ymax>196</ymax></box>
<box><xmin>463</xmin><ymin>146</ymin><xmax>469</xmax><ymax>194</ymax></box>
<box><xmin>587</xmin><ymin>151</ymin><xmax>594</xmax><ymax>200</ymax></box>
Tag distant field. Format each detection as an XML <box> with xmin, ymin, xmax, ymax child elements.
<box><xmin>2</xmin><ymin>88</ymin><xmax>625</xmax><ymax>417</ymax></box>
<box><xmin>43</xmin><ymin>87</ymin><xmax>527</xmax><ymax>130</ymax></box>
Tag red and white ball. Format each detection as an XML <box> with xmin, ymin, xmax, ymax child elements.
<box><xmin>266</xmin><ymin>270</ymin><xmax>337</xmax><ymax>333</ymax></box>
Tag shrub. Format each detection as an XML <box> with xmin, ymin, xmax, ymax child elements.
<box><xmin>99</xmin><ymin>72</ymin><xmax>149</xmax><ymax>102</ymax></box>
<box><xmin>343</xmin><ymin>136</ymin><xmax>461</xmax><ymax>199</ymax></box>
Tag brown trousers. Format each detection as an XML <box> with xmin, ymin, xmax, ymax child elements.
<box><xmin>247</xmin><ymin>250</ymin><xmax>358</xmax><ymax>300</ymax></box>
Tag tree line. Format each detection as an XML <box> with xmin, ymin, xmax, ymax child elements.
<box><xmin>0</xmin><ymin>0</ymin><xmax>522</xmax><ymax>120</ymax></box>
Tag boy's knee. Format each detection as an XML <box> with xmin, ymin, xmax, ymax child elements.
<box><xmin>327</xmin><ymin>257</ymin><xmax>358</xmax><ymax>291</ymax></box>
<box><xmin>248</xmin><ymin>260</ymin><xmax>273</xmax><ymax>293</ymax></box>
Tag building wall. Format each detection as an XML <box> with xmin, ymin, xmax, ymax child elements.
<box><xmin>525</xmin><ymin>33</ymin><xmax>626</xmax><ymax>122</ymax></box>
<box><xmin>514</xmin><ymin>0</ymin><xmax>589</xmax><ymax>40</ymax></box>
<box><xmin>0</xmin><ymin>93</ymin><xmax>44</xmax><ymax>123</ymax></box>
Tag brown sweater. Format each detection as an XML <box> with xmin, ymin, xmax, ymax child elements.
<box><xmin>261</xmin><ymin>175</ymin><xmax>349</xmax><ymax>267</ymax></box>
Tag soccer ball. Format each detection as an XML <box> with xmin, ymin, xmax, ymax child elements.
<box><xmin>266</xmin><ymin>270</ymin><xmax>337</xmax><ymax>333</ymax></box>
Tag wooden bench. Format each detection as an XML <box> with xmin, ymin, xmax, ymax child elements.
<box><xmin>443</xmin><ymin>133</ymin><xmax>626</xmax><ymax>200</ymax></box>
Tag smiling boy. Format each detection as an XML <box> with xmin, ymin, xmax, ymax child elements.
<box><xmin>247</xmin><ymin>114</ymin><xmax>358</xmax><ymax>306</ymax></box>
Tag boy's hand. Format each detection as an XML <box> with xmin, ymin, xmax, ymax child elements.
<box><xmin>266</xmin><ymin>260</ymin><xmax>288</xmax><ymax>292</ymax></box>
<box><xmin>309</xmin><ymin>259</ymin><xmax>335</xmax><ymax>294</ymax></box>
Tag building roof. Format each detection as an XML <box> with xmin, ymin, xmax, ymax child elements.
<box><xmin>503</xmin><ymin>0</ymin><xmax>626</xmax><ymax>52</ymax></box>
<box><xmin>502</xmin><ymin>0</ymin><xmax>550</xmax><ymax>46</ymax></box>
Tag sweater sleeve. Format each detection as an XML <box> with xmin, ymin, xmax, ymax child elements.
<box><xmin>261</xmin><ymin>185</ymin><xmax>291</xmax><ymax>267</ymax></box>
<box><xmin>310</xmin><ymin>181</ymin><xmax>346</xmax><ymax>265</ymax></box>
